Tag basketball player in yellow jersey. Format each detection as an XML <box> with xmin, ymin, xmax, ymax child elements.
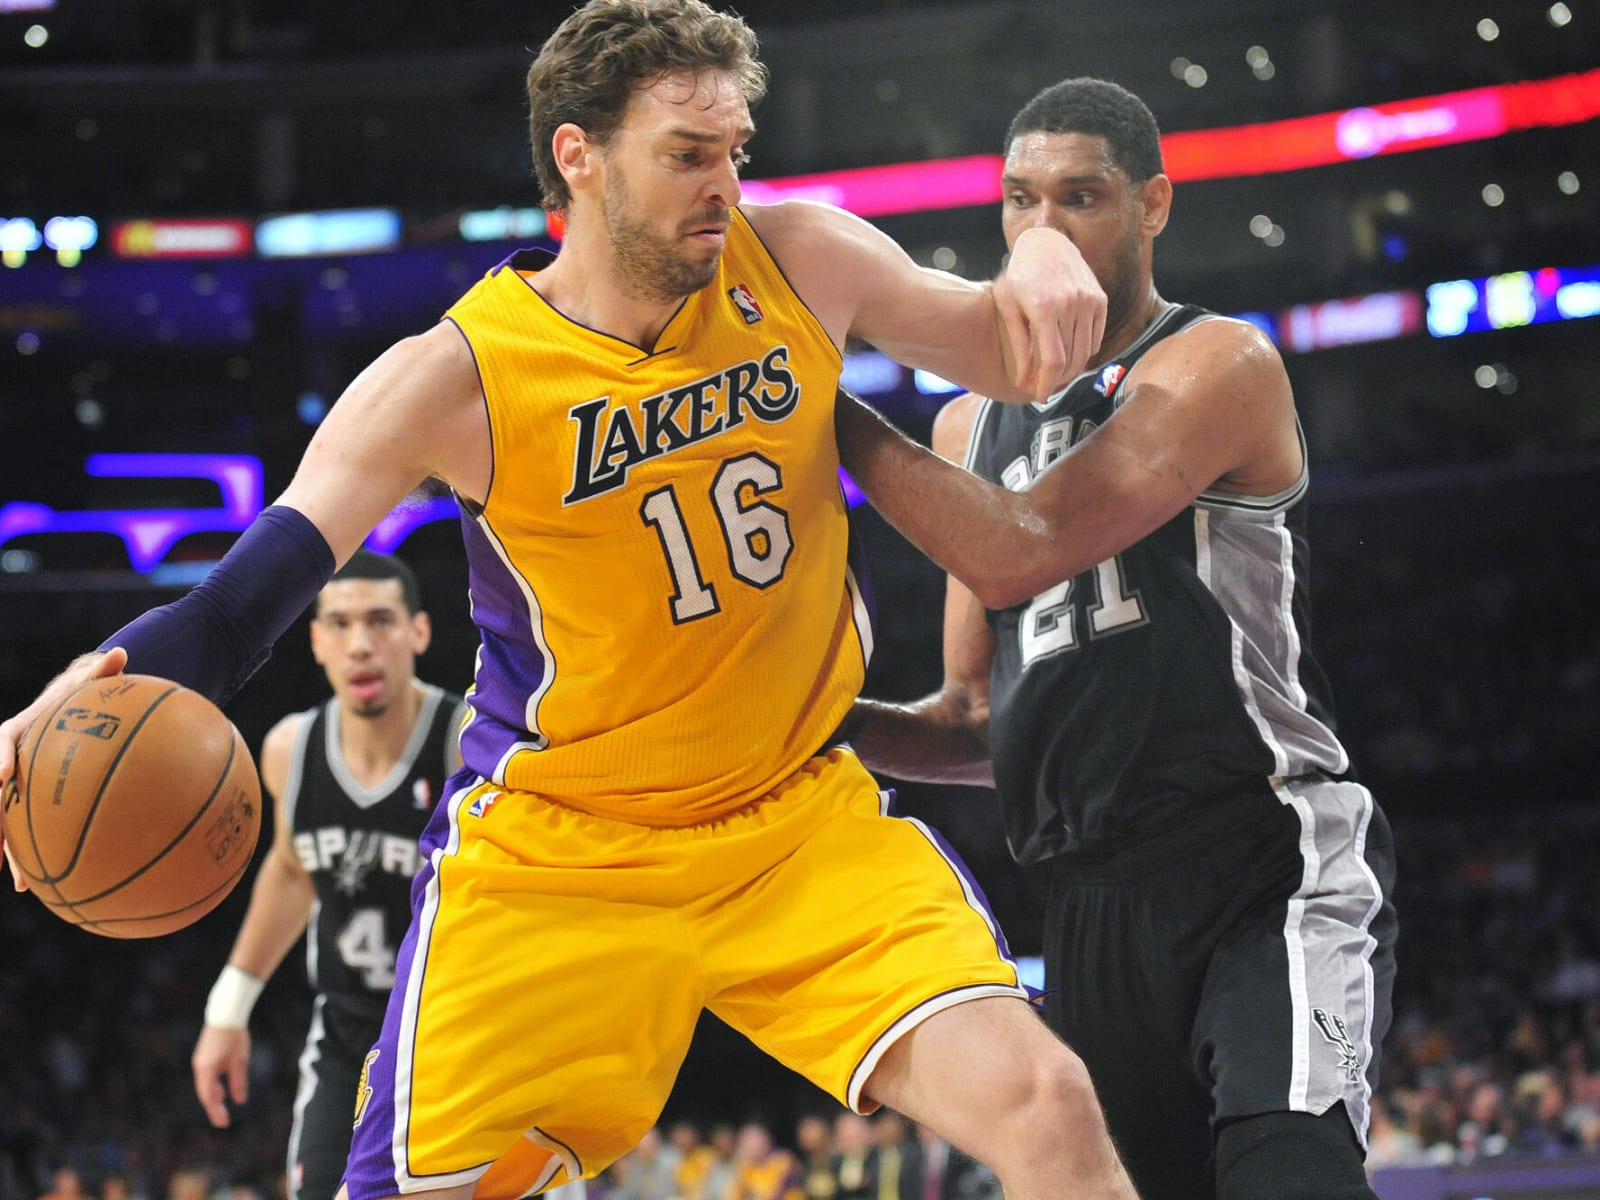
<box><xmin>0</xmin><ymin>3</ymin><xmax>1134</xmax><ymax>1199</ymax></box>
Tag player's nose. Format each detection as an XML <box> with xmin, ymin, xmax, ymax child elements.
<box><xmin>1031</xmin><ymin>202</ymin><xmax>1072</xmax><ymax>239</ymax></box>
<box><xmin>705</xmin><ymin>157</ymin><xmax>741</xmax><ymax>209</ymax></box>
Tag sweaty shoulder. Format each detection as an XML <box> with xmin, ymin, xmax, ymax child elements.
<box><xmin>259</xmin><ymin>711</ymin><xmax>309</xmax><ymax>803</ymax></box>
<box><xmin>932</xmin><ymin>393</ymin><xmax>986</xmax><ymax>464</ymax></box>
<box><xmin>1133</xmin><ymin>314</ymin><xmax>1286</xmax><ymax>396</ymax></box>
<box><xmin>1128</xmin><ymin>315</ymin><xmax>1301</xmax><ymax>496</ymax></box>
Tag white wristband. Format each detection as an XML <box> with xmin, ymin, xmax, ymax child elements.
<box><xmin>204</xmin><ymin>964</ymin><xmax>264</xmax><ymax>1029</ymax></box>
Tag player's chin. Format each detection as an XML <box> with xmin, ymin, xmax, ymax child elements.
<box><xmin>682</xmin><ymin>258</ymin><xmax>721</xmax><ymax>293</ymax></box>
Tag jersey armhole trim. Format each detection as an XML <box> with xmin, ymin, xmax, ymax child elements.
<box><xmin>280</xmin><ymin>705</ymin><xmax>319</xmax><ymax>830</ymax></box>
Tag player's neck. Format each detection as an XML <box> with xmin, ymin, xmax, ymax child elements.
<box><xmin>532</xmin><ymin>228</ymin><xmax>686</xmax><ymax>352</ymax></box>
<box><xmin>1086</xmin><ymin>282</ymin><xmax>1166</xmax><ymax>372</ymax></box>
<box><xmin>337</xmin><ymin>680</ymin><xmax>423</xmax><ymax>786</ymax></box>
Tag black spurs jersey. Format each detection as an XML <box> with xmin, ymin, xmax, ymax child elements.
<box><xmin>967</xmin><ymin>303</ymin><xmax>1350</xmax><ymax>864</ymax></box>
<box><xmin>282</xmin><ymin>683</ymin><xmax>465</xmax><ymax>1019</ymax></box>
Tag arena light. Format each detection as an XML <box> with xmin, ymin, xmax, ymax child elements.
<box><xmin>840</xmin><ymin>349</ymin><xmax>904</xmax><ymax>397</ymax></box>
<box><xmin>458</xmin><ymin>207</ymin><xmax>549</xmax><ymax>242</ymax></box>
<box><xmin>734</xmin><ymin>67</ymin><xmax>1600</xmax><ymax>219</ymax></box>
<box><xmin>1166</xmin><ymin>71</ymin><xmax>1600</xmax><ymax>180</ymax></box>
<box><xmin>0</xmin><ymin>216</ymin><xmax>42</xmax><ymax>268</ymax></box>
<box><xmin>913</xmin><ymin>369</ymin><xmax>963</xmax><ymax>395</ymax></box>
<box><xmin>0</xmin><ymin>453</ymin><xmax>477</xmax><ymax>573</ymax></box>
<box><xmin>42</xmin><ymin>215</ymin><xmax>97</xmax><ymax>267</ymax></box>
<box><xmin>0</xmin><ymin>454</ymin><xmax>262</xmax><ymax>573</ymax></box>
<box><xmin>1425</xmin><ymin>263</ymin><xmax>1600</xmax><ymax>337</ymax></box>
<box><xmin>741</xmin><ymin>155</ymin><xmax>1001</xmax><ymax>219</ymax></box>
<box><xmin>256</xmin><ymin>208</ymin><xmax>402</xmax><ymax>258</ymax></box>
<box><xmin>366</xmin><ymin>497</ymin><xmax>459</xmax><ymax>554</ymax></box>
<box><xmin>112</xmin><ymin>218</ymin><xmax>253</xmax><ymax>260</ymax></box>
<box><xmin>1279</xmin><ymin>291</ymin><xmax>1423</xmax><ymax>353</ymax></box>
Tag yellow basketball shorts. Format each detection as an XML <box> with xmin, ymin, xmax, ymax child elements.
<box><xmin>342</xmin><ymin>748</ymin><xmax>1028</xmax><ymax>1200</ymax></box>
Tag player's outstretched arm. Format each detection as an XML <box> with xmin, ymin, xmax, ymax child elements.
<box><xmin>742</xmin><ymin>200</ymin><xmax>1104</xmax><ymax>405</ymax></box>
<box><xmin>847</xmin><ymin>396</ymin><xmax>996</xmax><ymax>787</ymax></box>
<box><xmin>192</xmin><ymin>714</ymin><xmax>315</xmax><ymax>1128</ymax></box>
<box><xmin>1</xmin><ymin>321</ymin><xmax>487</xmax><ymax>891</ymax></box>
<box><xmin>835</xmin><ymin>318</ymin><xmax>1298</xmax><ymax>609</ymax></box>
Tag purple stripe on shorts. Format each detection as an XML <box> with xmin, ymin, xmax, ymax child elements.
<box><xmin>343</xmin><ymin>772</ymin><xmax>478</xmax><ymax>1200</ymax></box>
<box><xmin>904</xmin><ymin>813</ymin><xmax>1026</xmax><ymax>985</ymax></box>
<box><xmin>342</xmin><ymin>910</ymin><xmax>417</xmax><ymax>1200</ymax></box>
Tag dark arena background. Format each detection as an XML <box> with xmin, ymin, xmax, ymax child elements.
<box><xmin>3</xmin><ymin>2</ymin><xmax>1600</xmax><ymax>1198</ymax></box>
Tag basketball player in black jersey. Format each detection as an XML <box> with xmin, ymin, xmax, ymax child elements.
<box><xmin>837</xmin><ymin>79</ymin><xmax>1397</xmax><ymax>1200</ymax></box>
<box><xmin>190</xmin><ymin>551</ymin><xmax>467</xmax><ymax>1200</ymax></box>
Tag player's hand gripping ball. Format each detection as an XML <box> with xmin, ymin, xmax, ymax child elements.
<box><xmin>1</xmin><ymin>674</ymin><xmax>261</xmax><ymax>938</ymax></box>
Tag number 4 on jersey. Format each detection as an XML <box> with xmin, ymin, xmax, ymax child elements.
<box><xmin>336</xmin><ymin>907</ymin><xmax>397</xmax><ymax>989</ymax></box>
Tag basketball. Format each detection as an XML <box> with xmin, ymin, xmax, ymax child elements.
<box><xmin>2</xmin><ymin>674</ymin><xmax>261</xmax><ymax>939</ymax></box>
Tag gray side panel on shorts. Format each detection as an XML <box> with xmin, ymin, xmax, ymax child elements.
<box><xmin>1273</xmin><ymin>775</ymin><xmax>1395</xmax><ymax>1145</ymax></box>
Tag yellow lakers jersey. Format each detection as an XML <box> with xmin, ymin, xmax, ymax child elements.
<box><xmin>443</xmin><ymin>208</ymin><xmax>871</xmax><ymax>824</ymax></box>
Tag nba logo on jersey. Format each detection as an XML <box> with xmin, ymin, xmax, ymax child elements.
<box><xmin>468</xmin><ymin>791</ymin><xmax>500</xmax><ymax>818</ymax></box>
<box><xmin>728</xmin><ymin>283</ymin><xmax>764</xmax><ymax>325</ymax></box>
<box><xmin>1093</xmin><ymin>362</ymin><xmax>1127</xmax><ymax>397</ymax></box>
<box><xmin>413</xmin><ymin>778</ymin><xmax>432</xmax><ymax>810</ymax></box>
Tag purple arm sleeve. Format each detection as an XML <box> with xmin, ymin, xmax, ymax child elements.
<box><xmin>97</xmin><ymin>505</ymin><xmax>337</xmax><ymax>706</ymax></box>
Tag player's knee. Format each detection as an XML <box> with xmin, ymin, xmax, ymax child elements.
<box><xmin>993</xmin><ymin>1041</ymin><xmax>1101</xmax><ymax>1138</ymax></box>
<box><xmin>1215</xmin><ymin>1108</ymin><xmax>1377</xmax><ymax>1200</ymax></box>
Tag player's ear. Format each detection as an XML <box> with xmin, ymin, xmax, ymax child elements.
<box><xmin>409</xmin><ymin>611</ymin><xmax>433</xmax><ymax>657</ymax></box>
<box><xmin>308</xmin><ymin>615</ymin><xmax>330</xmax><ymax>665</ymax></box>
<box><xmin>1139</xmin><ymin>173</ymin><xmax>1172</xmax><ymax>238</ymax></box>
<box><xmin>553</xmin><ymin>123</ymin><xmax>597</xmax><ymax>196</ymax></box>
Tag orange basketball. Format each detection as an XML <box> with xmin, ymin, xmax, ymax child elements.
<box><xmin>2</xmin><ymin>673</ymin><xmax>261</xmax><ymax>938</ymax></box>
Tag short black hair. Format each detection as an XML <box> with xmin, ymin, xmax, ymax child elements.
<box><xmin>1005</xmin><ymin>77</ymin><xmax>1164</xmax><ymax>184</ymax></box>
<box><xmin>328</xmin><ymin>549</ymin><xmax>423</xmax><ymax>615</ymax></box>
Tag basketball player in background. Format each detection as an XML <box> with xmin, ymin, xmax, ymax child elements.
<box><xmin>0</xmin><ymin>2</ymin><xmax>1137</xmax><ymax>1198</ymax></box>
<box><xmin>836</xmin><ymin>78</ymin><xmax>1397</xmax><ymax>1200</ymax></box>
<box><xmin>190</xmin><ymin>551</ymin><xmax>468</xmax><ymax>1200</ymax></box>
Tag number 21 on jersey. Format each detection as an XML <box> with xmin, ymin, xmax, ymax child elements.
<box><xmin>1020</xmin><ymin>553</ymin><xmax>1147</xmax><ymax>667</ymax></box>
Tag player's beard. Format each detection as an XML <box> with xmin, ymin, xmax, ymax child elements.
<box><xmin>1099</xmin><ymin>220</ymin><xmax>1148</xmax><ymax>338</ymax></box>
<box><xmin>604</xmin><ymin>166</ymin><xmax>723</xmax><ymax>304</ymax></box>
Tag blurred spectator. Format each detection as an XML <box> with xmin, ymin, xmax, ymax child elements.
<box><xmin>35</xmin><ymin>1167</ymin><xmax>87</xmax><ymax>1200</ymax></box>
<box><xmin>727</xmin><ymin>1124</ymin><xmax>800</xmax><ymax>1200</ymax></box>
<box><xmin>669</xmin><ymin>1121</ymin><xmax>718</xmax><ymax>1200</ymax></box>
<box><xmin>826</xmin><ymin>1114</ymin><xmax>875</xmax><ymax>1200</ymax></box>
<box><xmin>869</xmin><ymin>1114</ymin><xmax>921</xmax><ymax>1200</ymax></box>
<box><xmin>699</xmin><ymin>1125</ymin><xmax>738</xmax><ymax>1200</ymax></box>
<box><xmin>794</xmin><ymin>1115</ymin><xmax>835</xmax><ymax>1200</ymax></box>
<box><xmin>606</xmin><ymin>1128</ymin><xmax>679</xmax><ymax>1200</ymax></box>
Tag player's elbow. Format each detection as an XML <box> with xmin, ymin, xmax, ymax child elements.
<box><xmin>972</xmin><ymin>573</ymin><xmax>1044</xmax><ymax>611</ymax></box>
<box><xmin>964</xmin><ymin>525</ymin><xmax>1063</xmax><ymax>610</ymax></box>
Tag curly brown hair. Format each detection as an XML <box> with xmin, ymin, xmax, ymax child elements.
<box><xmin>526</xmin><ymin>0</ymin><xmax>767</xmax><ymax>213</ymax></box>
